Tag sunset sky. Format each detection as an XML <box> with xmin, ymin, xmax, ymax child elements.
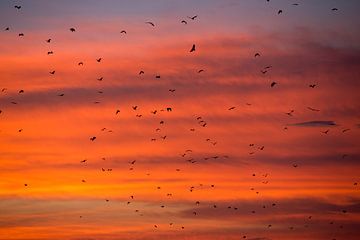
<box><xmin>0</xmin><ymin>0</ymin><xmax>360</xmax><ymax>239</ymax></box>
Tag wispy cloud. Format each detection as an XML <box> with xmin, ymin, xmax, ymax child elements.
<box><xmin>289</xmin><ymin>121</ymin><xmax>337</xmax><ymax>127</ymax></box>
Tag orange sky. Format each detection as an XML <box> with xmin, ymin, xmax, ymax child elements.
<box><xmin>0</xmin><ymin>1</ymin><xmax>360</xmax><ymax>240</ymax></box>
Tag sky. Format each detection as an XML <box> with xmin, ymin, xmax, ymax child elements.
<box><xmin>0</xmin><ymin>0</ymin><xmax>360</xmax><ymax>239</ymax></box>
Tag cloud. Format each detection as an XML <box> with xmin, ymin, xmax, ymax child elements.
<box><xmin>177</xmin><ymin>197</ymin><xmax>360</xmax><ymax>220</ymax></box>
<box><xmin>289</xmin><ymin>121</ymin><xmax>337</xmax><ymax>127</ymax></box>
<box><xmin>252</xmin><ymin>153</ymin><xmax>360</xmax><ymax>166</ymax></box>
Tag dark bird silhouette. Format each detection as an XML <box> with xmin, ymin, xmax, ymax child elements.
<box><xmin>285</xmin><ymin>110</ymin><xmax>294</xmax><ymax>116</ymax></box>
<box><xmin>228</xmin><ymin>107</ymin><xmax>236</xmax><ymax>110</ymax></box>
<box><xmin>78</xmin><ymin>62</ymin><xmax>84</xmax><ymax>66</ymax></box>
<box><xmin>167</xmin><ymin>107</ymin><xmax>172</xmax><ymax>112</ymax></box>
<box><xmin>181</xmin><ymin>20</ymin><xmax>187</xmax><ymax>24</ymax></box>
<box><xmin>18</xmin><ymin>33</ymin><xmax>24</xmax><ymax>37</ymax></box>
<box><xmin>116</xmin><ymin>109</ymin><xmax>120</xmax><ymax>114</ymax></box>
<box><xmin>120</xmin><ymin>30</ymin><xmax>127</xmax><ymax>34</ymax></box>
<box><xmin>70</xmin><ymin>28</ymin><xmax>76</xmax><ymax>32</ymax></box>
<box><xmin>169</xmin><ymin>89</ymin><xmax>176</xmax><ymax>92</ymax></box>
<box><xmin>90</xmin><ymin>136</ymin><xmax>96</xmax><ymax>141</ymax></box>
<box><xmin>190</xmin><ymin>44</ymin><xmax>196</xmax><ymax>52</ymax></box>
<box><xmin>145</xmin><ymin>21</ymin><xmax>155</xmax><ymax>26</ymax></box>
<box><xmin>188</xmin><ymin>15</ymin><xmax>198</xmax><ymax>20</ymax></box>
<box><xmin>49</xmin><ymin>70</ymin><xmax>55</xmax><ymax>74</ymax></box>
<box><xmin>46</xmin><ymin>39</ymin><xmax>51</xmax><ymax>43</ymax></box>
<box><xmin>14</xmin><ymin>5</ymin><xmax>21</xmax><ymax>9</ymax></box>
<box><xmin>80</xmin><ymin>159</ymin><xmax>87</xmax><ymax>163</ymax></box>
<box><xmin>198</xmin><ymin>69</ymin><xmax>204</xmax><ymax>73</ymax></box>
<box><xmin>321</xmin><ymin>129</ymin><xmax>329</xmax><ymax>134</ymax></box>
<box><xmin>307</xmin><ymin>107</ymin><xmax>320</xmax><ymax>112</ymax></box>
<box><xmin>97</xmin><ymin>77</ymin><xmax>103</xmax><ymax>81</ymax></box>
<box><xmin>96</xmin><ymin>58</ymin><xmax>102</xmax><ymax>62</ymax></box>
<box><xmin>132</xmin><ymin>106</ymin><xmax>138</xmax><ymax>110</ymax></box>
<box><xmin>18</xmin><ymin>90</ymin><xmax>24</xmax><ymax>94</ymax></box>
<box><xmin>309</xmin><ymin>84</ymin><xmax>316</xmax><ymax>88</ymax></box>
<box><xmin>271</xmin><ymin>81</ymin><xmax>277</xmax><ymax>87</ymax></box>
<box><xmin>47</xmin><ymin>51</ymin><xmax>53</xmax><ymax>55</ymax></box>
<box><xmin>342</xmin><ymin>129</ymin><xmax>350</xmax><ymax>133</ymax></box>
<box><xmin>4</xmin><ymin>27</ymin><xmax>10</xmax><ymax>31</ymax></box>
<box><xmin>139</xmin><ymin>70</ymin><xmax>144</xmax><ymax>75</ymax></box>
<box><xmin>332</xmin><ymin>8</ymin><xmax>338</xmax><ymax>11</ymax></box>
<box><xmin>278</xmin><ymin>10</ymin><xmax>283</xmax><ymax>14</ymax></box>
<box><xmin>254</xmin><ymin>53</ymin><xmax>260</xmax><ymax>57</ymax></box>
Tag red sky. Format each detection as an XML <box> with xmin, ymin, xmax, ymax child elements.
<box><xmin>0</xmin><ymin>0</ymin><xmax>360</xmax><ymax>239</ymax></box>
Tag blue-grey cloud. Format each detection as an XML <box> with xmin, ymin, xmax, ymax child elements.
<box><xmin>289</xmin><ymin>121</ymin><xmax>337</xmax><ymax>127</ymax></box>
